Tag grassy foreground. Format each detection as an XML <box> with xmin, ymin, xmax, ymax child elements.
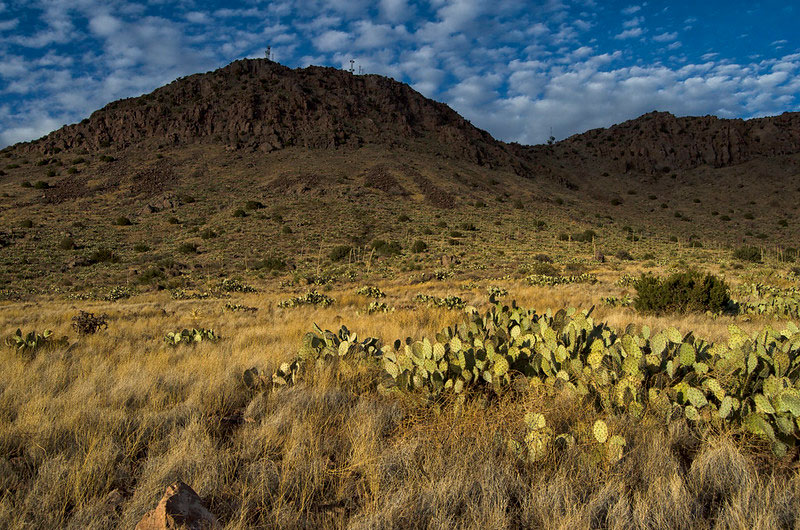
<box><xmin>1</xmin><ymin>281</ymin><xmax>799</xmax><ymax>529</ymax></box>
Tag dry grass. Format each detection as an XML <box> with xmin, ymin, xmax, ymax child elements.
<box><xmin>0</xmin><ymin>283</ymin><xmax>798</xmax><ymax>528</ymax></box>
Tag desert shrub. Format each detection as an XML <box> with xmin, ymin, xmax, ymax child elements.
<box><xmin>232</xmin><ymin>208</ymin><xmax>247</xmax><ymax>218</ymax></box>
<box><xmin>779</xmin><ymin>219</ymin><xmax>788</xmax><ymax>227</ymax></box>
<box><xmin>329</xmin><ymin>245</ymin><xmax>352</xmax><ymax>262</ymax></box>
<box><xmin>113</xmin><ymin>216</ymin><xmax>132</xmax><ymax>226</ymax></box>
<box><xmin>573</xmin><ymin>229</ymin><xmax>597</xmax><ymax>242</ymax></box>
<box><xmin>533</xmin><ymin>253</ymin><xmax>552</xmax><ymax>263</ymax></box>
<box><xmin>449</xmin><ymin>230</ymin><xmax>463</xmax><ymax>238</ymax></box>
<box><xmin>459</xmin><ymin>222</ymin><xmax>477</xmax><ymax>231</ymax></box>
<box><xmin>421</xmin><ymin>227</ymin><xmax>434</xmax><ymax>235</ymax></box>
<box><xmin>71</xmin><ymin>311</ymin><xmax>108</xmax><ymax>335</ymax></box>
<box><xmin>66</xmin><ymin>167</ymin><xmax>78</xmax><ymax>175</ymax></box>
<box><xmin>282</xmin><ymin>226</ymin><xmax>293</xmax><ymax>234</ymax></box>
<box><xmin>720</xmin><ymin>215</ymin><xmax>731</xmax><ymax>221</ymax></box>
<box><xmin>178</xmin><ymin>242</ymin><xmax>199</xmax><ymax>254</ymax></box>
<box><xmin>19</xmin><ymin>219</ymin><xmax>33</xmax><ymax>228</ymax></box>
<box><xmin>59</xmin><ymin>237</ymin><xmax>75</xmax><ymax>250</ymax></box>
<box><xmin>253</xmin><ymin>256</ymin><xmax>286</xmax><ymax>271</ymax></box>
<box><xmin>398</xmin><ymin>214</ymin><xmax>411</xmax><ymax>222</ymax></box>
<box><xmin>201</xmin><ymin>228</ymin><xmax>217</xmax><ymax>239</ymax></box>
<box><xmin>411</xmin><ymin>240</ymin><xmax>428</xmax><ymax>253</ymax></box>
<box><xmin>733</xmin><ymin>245</ymin><xmax>761</xmax><ymax>263</ymax></box>
<box><xmin>616</xmin><ymin>249</ymin><xmax>633</xmax><ymax>260</ymax></box>
<box><xmin>245</xmin><ymin>200</ymin><xmax>264</xmax><ymax>210</ymax></box>
<box><xmin>33</xmin><ymin>180</ymin><xmax>49</xmax><ymax>189</ymax></box>
<box><xmin>610</xmin><ymin>198</ymin><xmax>622</xmax><ymax>206</ymax></box>
<box><xmin>371</xmin><ymin>239</ymin><xmax>402</xmax><ymax>257</ymax></box>
<box><xmin>87</xmin><ymin>247</ymin><xmax>118</xmax><ymax>264</ymax></box>
<box><xmin>436</xmin><ymin>221</ymin><xmax>448</xmax><ymax>228</ymax></box>
<box><xmin>20</xmin><ymin>180</ymin><xmax>32</xmax><ymax>188</ymax></box>
<box><xmin>528</xmin><ymin>262</ymin><xmax>558</xmax><ymax>276</ymax></box>
<box><xmin>513</xmin><ymin>199</ymin><xmax>524</xmax><ymax>209</ymax></box>
<box><xmin>218</xmin><ymin>278</ymin><xmax>256</xmax><ymax>293</ymax></box>
<box><xmin>133</xmin><ymin>243</ymin><xmax>150</xmax><ymax>252</ymax></box>
<box><xmin>99</xmin><ymin>155</ymin><xmax>116</xmax><ymax>162</ymax></box>
<box><xmin>137</xmin><ymin>267</ymin><xmax>165</xmax><ymax>284</ymax></box>
<box><xmin>633</xmin><ymin>270</ymin><xmax>730</xmax><ymax>314</ymax></box>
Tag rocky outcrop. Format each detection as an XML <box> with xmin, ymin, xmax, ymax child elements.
<box><xmin>548</xmin><ymin>111</ymin><xmax>800</xmax><ymax>174</ymax></box>
<box><xmin>23</xmin><ymin>59</ymin><xmax>528</xmax><ymax>172</ymax></box>
<box><xmin>135</xmin><ymin>481</ymin><xmax>218</xmax><ymax>530</ymax></box>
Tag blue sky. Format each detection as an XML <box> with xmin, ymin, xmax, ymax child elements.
<box><xmin>0</xmin><ymin>0</ymin><xmax>798</xmax><ymax>148</ymax></box>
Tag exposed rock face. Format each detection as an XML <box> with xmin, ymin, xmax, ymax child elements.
<box><xmin>135</xmin><ymin>481</ymin><xmax>218</xmax><ymax>530</ymax></box>
<box><xmin>25</xmin><ymin>59</ymin><xmax>528</xmax><ymax>172</ymax></box>
<box><xmin>547</xmin><ymin>111</ymin><xmax>800</xmax><ymax>174</ymax></box>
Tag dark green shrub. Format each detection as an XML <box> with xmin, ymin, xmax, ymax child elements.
<box><xmin>610</xmin><ymin>198</ymin><xmax>622</xmax><ymax>206</ymax></box>
<box><xmin>573</xmin><ymin>229</ymin><xmax>597</xmax><ymax>243</ymax></box>
<box><xmin>201</xmin><ymin>228</ymin><xmax>217</xmax><ymax>239</ymax></box>
<box><xmin>743</xmin><ymin>212</ymin><xmax>754</xmax><ymax>220</ymax></box>
<box><xmin>411</xmin><ymin>240</ymin><xmax>428</xmax><ymax>253</ymax></box>
<box><xmin>66</xmin><ymin>167</ymin><xmax>78</xmax><ymax>175</ymax></box>
<box><xmin>232</xmin><ymin>209</ymin><xmax>247</xmax><ymax>218</ymax></box>
<box><xmin>449</xmin><ymin>231</ymin><xmax>463</xmax><ymax>238</ymax></box>
<box><xmin>533</xmin><ymin>253</ymin><xmax>552</xmax><ymax>263</ymax></box>
<box><xmin>114</xmin><ymin>216</ymin><xmax>132</xmax><ymax>226</ymax></box>
<box><xmin>633</xmin><ymin>270</ymin><xmax>730</xmax><ymax>314</ymax></box>
<box><xmin>138</xmin><ymin>267</ymin><xmax>165</xmax><ymax>284</ymax></box>
<box><xmin>733</xmin><ymin>245</ymin><xmax>761</xmax><ymax>263</ymax></box>
<box><xmin>514</xmin><ymin>200</ymin><xmax>524</xmax><ymax>209</ymax></box>
<box><xmin>19</xmin><ymin>219</ymin><xmax>33</xmax><ymax>228</ymax></box>
<box><xmin>245</xmin><ymin>200</ymin><xmax>264</xmax><ymax>210</ymax></box>
<box><xmin>778</xmin><ymin>219</ymin><xmax>788</xmax><ymax>227</ymax></box>
<box><xmin>398</xmin><ymin>214</ymin><xmax>411</xmax><ymax>222</ymax></box>
<box><xmin>59</xmin><ymin>237</ymin><xmax>75</xmax><ymax>250</ymax></box>
<box><xmin>371</xmin><ymin>239</ymin><xmax>402</xmax><ymax>257</ymax></box>
<box><xmin>529</xmin><ymin>262</ymin><xmax>558</xmax><ymax>276</ymax></box>
<box><xmin>178</xmin><ymin>242</ymin><xmax>199</xmax><ymax>254</ymax></box>
<box><xmin>436</xmin><ymin>221</ymin><xmax>448</xmax><ymax>228</ymax></box>
<box><xmin>720</xmin><ymin>215</ymin><xmax>731</xmax><ymax>221</ymax></box>
<box><xmin>133</xmin><ymin>243</ymin><xmax>150</xmax><ymax>252</ymax></box>
<box><xmin>616</xmin><ymin>249</ymin><xmax>633</xmax><ymax>260</ymax></box>
<box><xmin>421</xmin><ymin>227</ymin><xmax>434</xmax><ymax>235</ymax></box>
<box><xmin>87</xmin><ymin>247</ymin><xmax>118</xmax><ymax>264</ymax></box>
<box><xmin>282</xmin><ymin>226</ymin><xmax>293</xmax><ymax>234</ymax></box>
<box><xmin>329</xmin><ymin>245</ymin><xmax>352</xmax><ymax>262</ymax></box>
<box><xmin>46</xmin><ymin>169</ymin><xmax>56</xmax><ymax>177</ymax></box>
<box><xmin>458</xmin><ymin>222</ymin><xmax>477</xmax><ymax>231</ymax></box>
<box><xmin>253</xmin><ymin>256</ymin><xmax>286</xmax><ymax>271</ymax></box>
<box><xmin>167</xmin><ymin>216</ymin><xmax>180</xmax><ymax>224</ymax></box>
<box><xmin>21</xmin><ymin>181</ymin><xmax>32</xmax><ymax>188</ymax></box>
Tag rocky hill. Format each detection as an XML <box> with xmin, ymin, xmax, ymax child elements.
<box><xmin>21</xmin><ymin>59</ymin><xmax>528</xmax><ymax>173</ymax></box>
<box><xmin>538</xmin><ymin>110</ymin><xmax>800</xmax><ymax>175</ymax></box>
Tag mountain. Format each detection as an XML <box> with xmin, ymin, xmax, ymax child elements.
<box><xmin>1</xmin><ymin>58</ymin><xmax>799</xmax><ymax>293</ymax></box>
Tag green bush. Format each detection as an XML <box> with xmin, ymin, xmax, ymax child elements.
<box><xmin>201</xmin><ymin>228</ymin><xmax>217</xmax><ymax>239</ymax></box>
<box><xmin>633</xmin><ymin>270</ymin><xmax>730</xmax><ymax>314</ymax></box>
<box><xmin>371</xmin><ymin>239</ymin><xmax>402</xmax><ymax>257</ymax></box>
<box><xmin>253</xmin><ymin>256</ymin><xmax>286</xmax><ymax>271</ymax></box>
<box><xmin>87</xmin><ymin>247</ymin><xmax>118</xmax><ymax>264</ymax></box>
<box><xmin>133</xmin><ymin>243</ymin><xmax>150</xmax><ymax>252</ymax></box>
<box><xmin>329</xmin><ymin>245</ymin><xmax>352</xmax><ymax>262</ymax></box>
<box><xmin>114</xmin><ymin>216</ymin><xmax>132</xmax><ymax>226</ymax></box>
<box><xmin>733</xmin><ymin>245</ymin><xmax>761</xmax><ymax>263</ymax></box>
<box><xmin>245</xmin><ymin>200</ymin><xmax>264</xmax><ymax>210</ymax></box>
<box><xmin>178</xmin><ymin>242</ymin><xmax>199</xmax><ymax>254</ymax></box>
<box><xmin>411</xmin><ymin>240</ymin><xmax>428</xmax><ymax>253</ymax></box>
<box><xmin>59</xmin><ymin>237</ymin><xmax>75</xmax><ymax>250</ymax></box>
<box><xmin>232</xmin><ymin>209</ymin><xmax>247</xmax><ymax>218</ymax></box>
<box><xmin>19</xmin><ymin>219</ymin><xmax>34</xmax><ymax>228</ymax></box>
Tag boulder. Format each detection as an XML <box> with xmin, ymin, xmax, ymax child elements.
<box><xmin>135</xmin><ymin>481</ymin><xmax>218</xmax><ymax>530</ymax></box>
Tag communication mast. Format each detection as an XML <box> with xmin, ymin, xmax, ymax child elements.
<box><xmin>265</xmin><ymin>46</ymin><xmax>272</xmax><ymax>60</ymax></box>
<box><xmin>358</xmin><ymin>65</ymin><xmax>363</xmax><ymax>75</ymax></box>
<box><xmin>349</xmin><ymin>59</ymin><xmax>355</xmax><ymax>73</ymax></box>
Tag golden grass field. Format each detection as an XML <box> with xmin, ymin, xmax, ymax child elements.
<box><xmin>1</xmin><ymin>275</ymin><xmax>799</xmax><ymax>529</ymax></box>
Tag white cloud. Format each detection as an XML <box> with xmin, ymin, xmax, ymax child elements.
<box><xmin>379</xmin><ymin>0</ymin><xmax>414</xmax><ymax>23</ymax></box>
<box><xmin>89</xmin><ymin>15</ymin><xmax>122</xmax><ymax>37</ymax></box>
<box><xmin>314</xmin><ymin>30</ymin><xmax>351</xmax><ymax>52</ymax></box>
<box><xmin>615</xmin><ymin>27</ymin><xmax>643</xmax><ymax>40</ymax></box>
<box><xmin>653</xmin><ymin>31</ymin><xmax>677</xmax><ymax>42</ymax></box>
<box><xmin>621</xmin><ymin>5</ymin><xmax>642</xmax><ymax>15</ymax></box>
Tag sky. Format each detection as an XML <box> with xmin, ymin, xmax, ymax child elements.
<box><xmin>0</xmin><ymin>0</ymin><xmax>798</xmax><ymax>149</ymax></box>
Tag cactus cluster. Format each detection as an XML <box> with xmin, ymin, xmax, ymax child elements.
<box><xmin>224</xmin><ymin>302</ymin><xmax>258</xmax><ymax>313</ymax></box>
<box><xmin>269</xmin><ymin>324</ymin><xmax>381</xmax><ymax>387</ymax></box>
<box><xmin>276</xmin><ymin>299</ymin><xmax>800</xmax><ymax>455</ymax></box>
<box><xmin>602</xmin><ymin>295</ymin><xmax>633</xmax><ymax>308</ymax></box>
<box><xmin>278</xmin><ymin>290</ymin><xmax>335</xmax><ymax>308</ymax></box>
<box><xmin>413</xmin><ymin>293</ymin><xmax>466</xmax><ymax>310</ymax></box>
<box><xmin>217</xmin><ymin>278</ymin><xmax>256</xmax><ymax>293</ymax></box>
<box><xmin>106</xmin><ymin>285</ymin><xmax>135</xmax><ymax>301</ymax></box>
<box><xmin>164</xmin><ymin>328</ymin><xmax>220</xmax><ymax>346</ymax></box>
<box><xmin>617</xmin><ymin>274</ymin><xmax>638</xmax><ymax>287</ymax></box>
<box><xmin>5</xmin><ymin>328</ymin><xmax>64</xmax><ymax>355</ymax></box>
<box><xmin>733</xmin><ymin>283</ymin><xmax>800</xmax><ymax>319</ymax></box>
<box><xmin>170</xmin><ymin>289</ymin><xmax>216</xmax><ymax>300</ymax></box>
<box><xmin>487</xmin><ymin>286</ymin><xmax>509</xmax><ymax>298</ymax></box>
<box><xmin>355</xmin><ymin>286</ymin><xmax>386</xmax><ymax>298</ymax></box>
<box><xmin>364</xmin><ymin>301</ymin><xmax>393</xmax><ymax>314</ymax></box>
<box><xmin>525</xmin><ymin>274</ymin><xmax>598</xmax><ymax>287</ymax></box>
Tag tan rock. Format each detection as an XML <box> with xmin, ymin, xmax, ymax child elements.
<box><xmin>135</xmin><ymin>481</ymin><xmax>219</xmax><ymax>530</ymax></box>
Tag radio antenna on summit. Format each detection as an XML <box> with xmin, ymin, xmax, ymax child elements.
<box><xmin>349</xmin><ymin>59</ymin><xmax>355</xmax><ymax>73</ymax></box>
<box><xmin>265</xmin><ymin>46</ymin><xmax>272</xmax><ymax>60</ymax></box>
